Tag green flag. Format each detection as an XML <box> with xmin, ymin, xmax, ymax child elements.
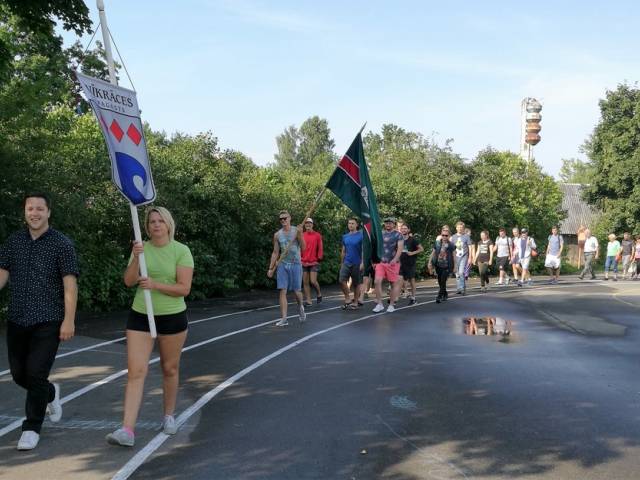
<box><xmin>326</xmin><ymin>132</ymin><xmax>383</xmax><ymax>269</ymax></box>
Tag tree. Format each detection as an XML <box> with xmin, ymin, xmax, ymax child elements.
<box><xmin>0</xmin><ymin>0</ymin><xmax>91</xmax><ymax>78</ymax></box>
<box><xmin>274</xmin><ymin>116</ymin><xmax>336</xmax><ymax>169</ymax></box>
<box><xmin>558</xmin><ymin>158</ymin><xmax>595</xmax><ymax>184</ymax></box>
<box><xmin>583</xmin><ymin>83</ymin><xmax>640</xmax><ymax>234</ymax></box>
<box><xmin>298</xmin><ymin>116</ymin><xmax>336</xmax><ymax>168</ymax></box>
<box><xmin>461</xmin><ymin>149</ymin><xmax>565</xmax><ymax>242</ymax></box>
<box><xmin>274</xmin><ymin>125</ymin><xmax>299</xmax><ymax>168</ymax></box>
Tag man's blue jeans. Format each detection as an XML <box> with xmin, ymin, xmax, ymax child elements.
<box><xmin>454</xmin><ymin>254</ymin><xmax>468</xmax><ymax>291</ymax></box>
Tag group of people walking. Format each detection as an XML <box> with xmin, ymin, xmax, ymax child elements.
<box><xmin>579</xmin><ymin>229</ymin><xmax>640</xmax><ymax>281</ymax></box>
<box><xmin>269</xmin><ymin>214</ymin><xmax>572</xmax><ymax>315</ymax></box>
<box><xmin>2</xmin><ymin>196</ymin><xmax>638</xmax><ymax>452</ymax></box>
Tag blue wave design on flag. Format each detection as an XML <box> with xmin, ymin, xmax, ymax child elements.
<box><xmin>115</xmin><ymin>152</ymin><xmax>150</xmax><ymax>205</ymax></box>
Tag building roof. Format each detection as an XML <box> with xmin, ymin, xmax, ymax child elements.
<box><xmin>558</xmin><ymin>183</ymin><xmax>599</xmax><ymax>235</ymax></box>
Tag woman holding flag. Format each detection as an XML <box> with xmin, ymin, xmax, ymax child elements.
<box><xmin>107</xmin><ymin>206</ymin><xmax>194</xmax><ymax>447</ymax></box>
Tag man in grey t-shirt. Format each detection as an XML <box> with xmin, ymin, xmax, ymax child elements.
<box><xmin>545</xmin><ymin>226</ymin><xmax>564</xmax><ymax>284</ymax></box>
<box><xmin>450</xmin><ymin>221</ymin><xmax>473</xmax><ymax>294</ymax></box>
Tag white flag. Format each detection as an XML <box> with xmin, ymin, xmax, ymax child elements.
<box><xmin>75</xmin><ymin>71</ymin><xmax>156</xmax><ymax>206</ymax></box>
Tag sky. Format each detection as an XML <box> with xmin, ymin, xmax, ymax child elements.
<box><xmin>62</xmin><ymin>0</ymin><xmax>640</xmax><ymax>177</ymax></box>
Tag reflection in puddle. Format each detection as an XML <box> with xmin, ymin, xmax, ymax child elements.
<box><xmin>463</xmin><ymin>317</ymin><xmax>512</xmax><ymax>337</ymax></box>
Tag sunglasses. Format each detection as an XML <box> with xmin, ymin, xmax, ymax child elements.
<box><xmin>441</xmin><ymin>234</ymin><xmax>449</xmax><ymax>237</ymax></box>
<box><xmin>279</xmin><ymin>217</ymin><xmax>288</xmax><ymax>221</ymax></box>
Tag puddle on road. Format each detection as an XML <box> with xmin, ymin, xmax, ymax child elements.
<box><xmin>462</xmin><ymin>317</ymin><xmax>515</xmax><ymax>342</ymax></box>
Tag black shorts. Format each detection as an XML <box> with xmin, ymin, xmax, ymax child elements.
<box><xmin>399</xmin><ymin>263</ymin><xmax>417</xmax><ymax>279</ymax></box>
<box><xmin>339</xmin><ymin>263</ymin><xmax>362</xmax><ymax>285</ymax></box>
<box><xmin>127</xmin><ymin>310</ymin><xmax>189</xmax><ymax>335</ymax></box>
<box><xmin>302</xmin><ymin>265</ymin><xmax>320</xmax><ymax>273</ymax></box>
<box><xmin>497</xmin><ymin>256</ymin><xmax>510</xmax><ymax>271</ymax></box>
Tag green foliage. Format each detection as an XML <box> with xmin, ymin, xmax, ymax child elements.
<box><xmin>0</xmin><ymin>0</ymin><xmax>91</xmax><ymax>82</ymax></box>
<box><xmin>582</xmin><ymin>84</ymin><xmax>640</xmax><ymax>235</ymax></box>
<box><xmin>274</xmin><ymin>116</ymin><xmax>337</xmax><ymax>170</ymax></box>
<box><xmin>558</xmin><ymin>157</ymin><xmax>595</xmax><ymax>185</ymax></box>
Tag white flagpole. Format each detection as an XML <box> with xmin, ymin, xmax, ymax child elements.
<box><xmin>97</xmin><ymin>0</ymin><xmax>157</xmax><ymax>338</ymax></box>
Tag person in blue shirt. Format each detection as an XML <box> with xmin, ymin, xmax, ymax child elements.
<box><xmin>339</xmin><ymin>218</ymin><xmax>364</xmax><ymax>309</ymax></box>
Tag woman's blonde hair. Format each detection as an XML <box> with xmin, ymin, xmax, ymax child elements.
<box><xmin>144</xmin><ymin>206</ymin><xmax>176</xmax><ymax>240</ymax></box>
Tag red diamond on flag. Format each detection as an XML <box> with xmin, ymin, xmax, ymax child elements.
<box><xmin>110</xmin><ymin>119</ymin><xmax>124</xmax><ymax>142</ymax></box>
<box><xmin>127</xmin><ymin>123</ymin><xmax>142</xmax><ymax>146</ymax></box>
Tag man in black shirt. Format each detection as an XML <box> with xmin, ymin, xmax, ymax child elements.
<box><xmin>399</xmin><ymin>223</ymin><xmax>423</xmax><ymax>305</ymax></box>
<box><xmin>0</xmin><ymin>193</ymin><xmax>79</xmax><ymax>450</ymax></box>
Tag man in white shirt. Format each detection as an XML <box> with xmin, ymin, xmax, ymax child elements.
<box><xmin>493</xmin><ymin>228</ymin><xmax>512</xmax><ymax>285</ymax></box>
<box><xmin>579</xmin><ymin>229</ymin><xmax>599</xmax><ymax>280</ymax></box>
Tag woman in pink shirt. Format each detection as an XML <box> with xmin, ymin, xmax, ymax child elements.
<box><xmin>301</xmin><ymin>218</ymin><xmax>323</xmax><ymax>306</ymax></box>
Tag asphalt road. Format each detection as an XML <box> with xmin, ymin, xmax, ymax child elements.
<box><xmin>0</xmin><ymin>276</ymin><xmax>639</xmax><ymax>480</ymax></box>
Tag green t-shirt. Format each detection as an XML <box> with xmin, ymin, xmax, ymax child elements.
<box><xmin>131</xmin><ymin>240</ymin><xmax>194</xmax><ymax>315</ymax></box>
<box><xmin>607</xmin><ymin>240</ymin><xmax>621</xmax><ymax>257</ymax></box>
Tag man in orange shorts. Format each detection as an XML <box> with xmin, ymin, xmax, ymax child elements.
<box><xmin>373</xmin><ymin>217</ymin><xmax>404</xmax><ymax>313</ymax></box>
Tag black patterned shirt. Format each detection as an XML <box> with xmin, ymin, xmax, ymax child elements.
<box><xmin>0</xmin><ymin>228</ymin><xmax>79</xmax><ymax>326</ymax></box>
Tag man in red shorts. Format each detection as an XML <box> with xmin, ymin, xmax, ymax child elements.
<box><xmin>373</xmin><ymin>217</ymin><xmax>404</xmax><ymax>313</ymax></box>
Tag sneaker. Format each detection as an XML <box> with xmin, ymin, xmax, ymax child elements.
<box><xmin>106</xmin><ymin>428</ymin><xmax>134</xmax><ymax>447</ymax></box>
<box><xmin>47</xmin><ymin>382</ymin><xmax>62</xmax><ymax>423</ymax></box>
<box><xmin>275</xmin><ymin>319</ymin><xmax>289</xmax><ymax>327</ymax></box>
<box><xmin>304</xmin><ymin>302</ymin><xmax>313</xmax><ymax>307</ymax></box>
<box><xmin>496</xmin><ymin>281</ymin><xmax>504</xmax><ymax>286</ymax></box>
<box><xmin>386</xmin><ymin>304</ymin><xmax>396</xmax><ymax>313</ymax></box>
<box><xmin>299</xmin><ymin>305</ymin><xmax>306</xmax><ymax>323</ymax></box>
<box><xmin>17</xmin><ymin>431</ymin><xmax>39</xmax><ymax>451</ymax></box>
<box><xmin>578</xmin><ymin>275</ymin><xmax>584</xmax><ymax>280</ymax></box>
<box><xmin>604</xmin><ymin>276</ymin><xmax>609</xmax><ymax>281</ymax></box>
<box><xmin>613</xmin><ymin>277</ymin><xmax>618</xmax><ymax>282</ymax></box>
<box><xmin>408</xmin><ymin>297</ymin><xmax>416</xmax><ymax>305</ymax></box>
<box><xmin>436</xmin><ymin>296</ymin><xmax>442</xmax><ymax>304</ymax></box>
<box><xmin>505</xmin><ymin>278</ymin><xmax>511</xmax><ymax>285</ymax></box>
<box><xmin>517</xmin><ymin>280</ymin><xmax>523</xmax><ymax>287</ymax></box>
<box><xmin>162</xmin><ymin>415</ymin><xmax>178</xmax><ymax>435</ymax></box>
<box><xmin>373</xmin><ymin>303</ymin><xmax>385</xmax><ymax>313</ymax></box>
<box><xmin>456</xmin><ymin>290</ymin><xmax>462</xmax><ymax>295</ymax></box>
<box><xmin>316</xmin><ymin>295</ymin><xmax>322</xmax><ymax>304</ymax></box>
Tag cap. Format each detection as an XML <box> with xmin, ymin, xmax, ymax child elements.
<box><xmin>305</xmin><ymin>217</ymin><xmax>314</xmax><ymax>224</ymax></box>
<box><xmin>521</xmin><ymin>228</ymin><xmax>529</xmax><ymax>234</ymax></box>
<box><xmin>383</xmin><ymin>216</ymin><xmax>396</xmax><ymax>223</ymax></box>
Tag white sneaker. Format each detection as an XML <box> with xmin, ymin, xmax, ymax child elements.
<box><xmin>275</xmin><ymin>319</ymin><xmax>288</xmax><ymax>327</ymax></box>
<box><xmin>386</xmin><ymin>304</ymin><xmax>396</xmax><ymax>313</ymax></box>
<box><xmin>47</xmin><ymin>383</ymin><xmax>62</xmax><ymax>423</ymax></box>
<box><xmin>298</xmin><ymin>305</ymin><xmax>306</xmax><ymax>323</ymax></box>
<box><xmin>372</xmin><ymin>303</ymin><xmax>385</xmax><ymax>313</ymax></box>
<box><xmin>106</xmin><ymin>428</ymin><xmax>135</xmax><ymax>447</ymax></box>
<box><xmin>17</xmin><ymin>431</ymin><xmax>39</xmax><ymax>450</ymax></box>
<box><xmin>162</xmin><ymin>415</ymin><xmax>178</xmax><ymax>435</ymax></box>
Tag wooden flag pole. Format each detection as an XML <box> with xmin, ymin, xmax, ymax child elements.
<box><xmin>274</xmin><ymin>122</ymin><xmax>367</xmax><ymax>268</ymax></box>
